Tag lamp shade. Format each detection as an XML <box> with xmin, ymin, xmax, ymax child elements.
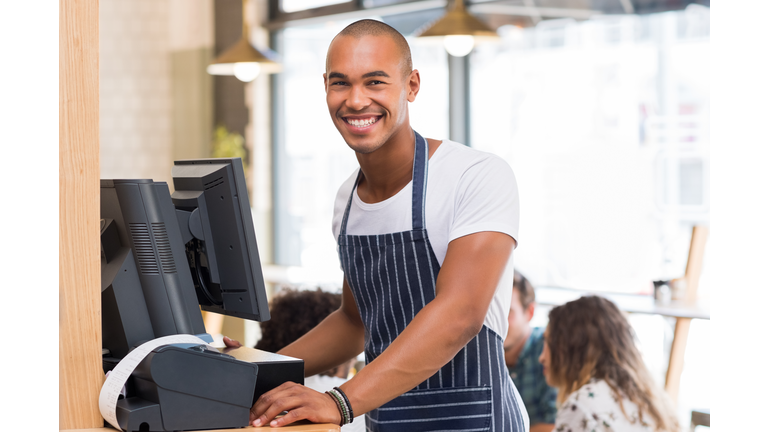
<box><xmin>207</xmin><ymin>0</ymin><xmax>281</xmax><ymax>82</ymax></box>
<box><xmin>414</xmin><ymin>0</ymin><xmax>498</xmax><ymax>57</ymax></box>
<box><xmin>207</xmin><ymin>37</ymin><xmax>281</xmax><ymax>81</ymax></box>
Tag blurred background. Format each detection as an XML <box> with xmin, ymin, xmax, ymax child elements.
<box><xmin>98</xmin><ymin>0</ymin><xmax>709</xmax><ymax>428</ymax></box>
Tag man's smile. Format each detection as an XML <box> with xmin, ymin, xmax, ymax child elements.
<box><xmin>341</xmin><ymin>115</ymin><xmax>383</xmax><ymax>130</ymax></box>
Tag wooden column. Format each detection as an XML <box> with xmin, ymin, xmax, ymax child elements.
<box><xmin>60</xmin><ymin>0</ymin><xmax>102</xmax><ymax>429</ymax></box>
<box><xmin>664</xmin><ymin>225</ymin><xmax>709</xmax><ymax>403</ymax></box>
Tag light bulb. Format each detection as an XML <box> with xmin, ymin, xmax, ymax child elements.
<box><xmin>443</xmin><ymin>35</ymin><xmax>475</xmax><ymax>57</ymax></box>
<box><xmin>233</xmin><ymin>62</ymin><xmax>261</xmax><ymax>82</ymax></box>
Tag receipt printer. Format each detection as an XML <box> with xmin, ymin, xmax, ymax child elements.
<box><xmin>109</xmin><ymin>342</ymin><xmax>305</xmax><ymax>432</ymax></box>
<box><xmin>115</xmin><ymin>343</ymin><xmax>258</xmax><ymax>432</ymax></box>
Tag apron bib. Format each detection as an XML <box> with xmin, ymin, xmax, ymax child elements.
<box><xmin>338</xmin><ymin>131</ymin><xmax>528</xmax><ymax>431</ymax></box>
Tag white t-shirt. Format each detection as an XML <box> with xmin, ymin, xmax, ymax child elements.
<box><xmin>332</xmin><ymin>139</ymin><xmax>520</xmax><ymax>339</ymax></box>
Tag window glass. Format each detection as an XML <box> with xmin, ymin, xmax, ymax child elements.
<box><xmin>281</xmin><ymin>0</ymin><xmax>350</xmax><ymax>13</ymax></box>
<box><xmin>470</xmin><ymin>8</ymin><xmax>710</xmax><ymax>294</ymax></box>
<box><xmin>274</xmin><ymin>19</ymin><xmax>448</xmax><ymax>286</ymax></box>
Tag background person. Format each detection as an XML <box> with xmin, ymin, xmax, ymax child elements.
<box><xmin>539</xmin><ymin>295</ymin><xmax>679</xmax><ymax>432</ymax></box>
<box><xmin>504</xmin><ymin>271</ymin><xmax>556</xmax><ymax>432</ymax></box>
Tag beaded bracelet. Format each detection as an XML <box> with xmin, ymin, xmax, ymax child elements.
<box><xmin>333</xmin><ymin>387</ymin><xmax>354</xmax><ymax>421</ymax></box>
<box><xmin>326</xmin><ymin>388</ymin><xmax>353</xmax><ymax>425</ymax></box>
<box><xmin>326</xmin><ymin>389</ymin><xmax>348</xmax><ymax>425</ymax></box>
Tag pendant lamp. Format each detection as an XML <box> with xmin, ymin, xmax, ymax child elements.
<box><xmin>414</xmin><ymin>0</ymin><xmax>499</xmax><ymax>57</ymax></box>
<box><xmin>207</xmin><ymin>0</ymin><xmax>281</xmax><ymax>82</ymax></box>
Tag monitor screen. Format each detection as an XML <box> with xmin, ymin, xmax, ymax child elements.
<box><xmin>171</xmin><ymin>158</ymin><xmax>270</xmax><ymax>322</ymax></box>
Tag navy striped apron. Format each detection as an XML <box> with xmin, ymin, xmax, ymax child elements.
<box><xmin>338</xmin><ymin>131</ymin><xmax>528</xmax><ymax>432</ymax></box>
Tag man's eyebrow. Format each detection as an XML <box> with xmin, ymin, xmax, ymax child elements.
<box><xmin>362</xmin><ymin>71</ymin><xmax>390</xmax><ymax>78</ymax></box>
<box><xmin>328</xmin><ymin>71</ymin><xmax>390</xmax><ymax>79</ymax></box>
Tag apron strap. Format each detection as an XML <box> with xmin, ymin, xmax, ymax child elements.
<box><xmin>411</xmin><ymin>130</ymin><xmax>428</xmax><ymax>232</ymax></box>
<box><xmin>339</xmin><ymin>169</ymin><xmax>362</xmax><ymax>238</ymax></box>
<box><xmin>339</xmin><ymin>130</ymin><xmax>429</xmax><ymax>236</ymax></box>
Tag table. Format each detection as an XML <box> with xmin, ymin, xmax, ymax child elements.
<box><xmin>65</xmin><ymin>421</ymin><xmax>339</xmax><ymax>432</ymax></box>
<box><xmin>534</xmin><ymin>286</ymin><xmax>710</xmax><ymax>320</ymax></box>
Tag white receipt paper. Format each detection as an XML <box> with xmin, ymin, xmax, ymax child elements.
<box><xmin>99</xmin><ymin>334</ymin><xmax>211</xmax><ymax>431</ymax></box>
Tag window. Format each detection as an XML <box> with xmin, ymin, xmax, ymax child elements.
<box><xmin>280</xmin><ymin>0</ymin><xmax>351</xmax><ymax>13</ymax></box>
<box><xmin>470</xmin><ymin>9</ymin><xmax>709</xmax><ymax>294</ymax></box>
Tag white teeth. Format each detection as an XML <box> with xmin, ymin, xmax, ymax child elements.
<box><xmin>349</xmin><ymin>117</ymin><xmax>378</xmax><ymax>127</ymax></box>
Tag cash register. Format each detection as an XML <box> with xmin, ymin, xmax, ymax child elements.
<box><xmin>100</xmin><ymin>158</ymin><xmax>303</xmax><ymax>432</ymax></box>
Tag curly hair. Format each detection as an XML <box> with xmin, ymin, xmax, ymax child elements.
<box><xmin>255</xmin><ymin>287</ymin><xmax>341</xmax><ymax>353</ymax></box>
<box><xmin>546</xmin><ymin>296</ymin><xmax>679</xmax><ymax>431</ymax></box>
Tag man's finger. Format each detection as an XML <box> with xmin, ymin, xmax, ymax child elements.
<box><xmin>222</xmin><ymin>336</ymin><xmax>242</xmax><ymax>348</ymax></box>
<box><xmin>270</xmin><ymin>407</ymin><xmax>309</xmax><ymax>427</ymax></box>
<box><xmin>250</xmin><ymin>381</ymin><xmax>301</xmax><ymax>418</ymax></box>
<box><xmin>252</xmin><ymin>395</ymin><xmax>301</xmax><ymax>427</ymax></box>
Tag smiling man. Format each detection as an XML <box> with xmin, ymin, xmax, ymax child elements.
<box><xmin>244</xmin><ymin>19</ymin><xmax>527</xmax><ymax>431</ymax></box>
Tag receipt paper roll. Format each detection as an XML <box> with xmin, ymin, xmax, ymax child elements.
<box><xmin>98</xmin><ymin>334</ymin><xmax>211</xmax><ymax>431</ymax></box>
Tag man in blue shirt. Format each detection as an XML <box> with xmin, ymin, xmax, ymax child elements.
<box><xmin>504</xmin><ymin>271</ymin><xmax>557</xmax><ymax>432</ymax></box>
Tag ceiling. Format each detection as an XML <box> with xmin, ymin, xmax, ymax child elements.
<box><xmin>268</xmin><ymin>0</ymin><xmax>710</xmax><ymax>31</ymax></box>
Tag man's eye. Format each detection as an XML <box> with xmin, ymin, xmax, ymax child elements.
<box><xmin>331</xmin><ymin>81</ymin><xmax>348</xmax><ymax>86</ymax></box>
<box><xmin>369</xmin><ymin>80</ymin><xmax>384</xmax><ymax>85</ymax></box>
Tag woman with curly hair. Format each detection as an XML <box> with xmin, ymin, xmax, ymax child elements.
<box><xmin>539</xmin><ymin>296</ymin><xmax>679</xmax><ymax>432</ymax></box>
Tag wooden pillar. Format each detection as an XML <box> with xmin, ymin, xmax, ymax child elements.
<box><xmin>665</xmin><ymin>225</ymin><xmax>709</xmax><ymax>403</ymax></box>
<box><xmin>59</xmin><ymin>0</ymin><xmax>102</xmax><ymax>429</ymax></box>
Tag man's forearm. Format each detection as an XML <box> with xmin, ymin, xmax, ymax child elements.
<box><xmin>278</xmin><ymin>308</ymin><xmax>365</xmax><ymax>377</ymax></box>
<box><xmin>338</xmin><ymin>294</ymin><xmax>483</xmax><ymax>415</ymax></box>
<box><xmin>338</xmin><ymin>231</ymin><xmax>514</xmax><ymax>416</ymax></box>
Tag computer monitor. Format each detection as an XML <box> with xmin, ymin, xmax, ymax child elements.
<box><xmin>101</xmin><ymin>179</ymin><xmax>209</xmax><ymax>359</ymax></box>
<box><xmin>100</xmin><ymin>157</ymin><xmax>270</xmax><ymax>359</ymax></box>
<box><xmin>171</xmin><ymin>158</ymin><xmax>270</xmax><ymax>322</ymax></box>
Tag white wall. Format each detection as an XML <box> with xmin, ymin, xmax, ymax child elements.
<box><xmin>100</xmin><ymin>0</ymin><xmax>174</xmax><ymax>185</ymax></box>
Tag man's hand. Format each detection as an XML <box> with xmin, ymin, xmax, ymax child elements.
<box><xmin>222</xmin><ymin>336</ymin><xmax>242</xmax><ymax>348</ymax></box>
<box><xmin>249</xmin><ymin>382</ymin><xmax>342</xmax><ymax>427</ymax></box>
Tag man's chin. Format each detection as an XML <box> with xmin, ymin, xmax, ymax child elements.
<box><xmin>341</xmin><ymin>134</ymin><xmax>384</xmax><ymax>155</ymax></box>
<box><xmin>345</xmin><ymin>141</ymin><xmax>380</xmax><ymax>155</ymax></box>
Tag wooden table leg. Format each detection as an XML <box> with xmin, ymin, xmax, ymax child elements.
<box><xmin>665</xmin><ymin>317</ymin><xmax>691</xmax><ymax>403</ymax></box>
<box><xmin>664</xmin><ymin>225</ymin><xmax>708</xmax><ymax>403</ymax></box>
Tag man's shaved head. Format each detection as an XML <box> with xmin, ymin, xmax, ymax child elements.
<box><xmin>327</xmin><ymin>19</ymin><xmax>413</xmax><ymax>77</ymax></box>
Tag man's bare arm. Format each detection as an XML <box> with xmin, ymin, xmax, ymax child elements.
<box><xmin>339</xmin><ymin>231</ymin><xmax>515</xmax><ymax>414</ymax></box>
<box><xmin>277</xmin><ymin>279</ymin><xmax>365</xmax><ymax>377</ymax></box>
<box><xmin>247</xmin><ymin>231</ymin><xmax>515</xmax><ymax>427</ymax></box>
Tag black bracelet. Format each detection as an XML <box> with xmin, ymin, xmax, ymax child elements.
<box><xmin>333</xmin><ymin>387</ymin><xmax>354</xmax><ymax>422</ymax></box>
<box><xmin>326</xmin><ymin>389</ymin><xmax>348</xmax><ymax>426</ymax></box>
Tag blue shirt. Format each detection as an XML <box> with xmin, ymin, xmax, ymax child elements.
<box><xmin>507</xmin><ymin>326</ymin><xmax>558</xmax><ymax>425</ymax></box>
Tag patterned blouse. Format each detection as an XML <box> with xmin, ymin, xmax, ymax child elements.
<box><xmin>555</xmin><ymin>379</ymin><xmax>655</xmax><ymax>432</ymax></box>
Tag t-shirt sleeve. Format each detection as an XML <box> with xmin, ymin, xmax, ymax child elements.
<box><xmin>448</xmin><ymin>155</ymin><xmax>520</xmax><ymax>247</ymax></box>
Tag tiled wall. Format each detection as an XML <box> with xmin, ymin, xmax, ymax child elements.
<box><xmin>100</xmin><ymin>0</ymin><xmax>174</xmax><ymax>186</ymax></box>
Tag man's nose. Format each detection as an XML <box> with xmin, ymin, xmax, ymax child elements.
<box><xmin>346</xmin><ymin>84</ymin><xmax>370</xmax><ymax>111</ymax></box>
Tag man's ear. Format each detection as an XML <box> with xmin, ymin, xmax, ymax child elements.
<box><xmin>323</xmin><ymin>72</ymin><xmax>328</xmax><ymax>93</ymax></box>
<box><xmin>524</xmin><ymin>302</ymin><xmax>535</xmax><ymax>323</ymax></box>
<box><xmin>407</xmin><ymin>69</ymin><xmax>421</xmax><ymax>102</ymax></box>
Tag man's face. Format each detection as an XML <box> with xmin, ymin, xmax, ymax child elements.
<box><xmin>324</xmin><ymin>35</ymin><xmax>418</xmax><ymax>154</ymax></box>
